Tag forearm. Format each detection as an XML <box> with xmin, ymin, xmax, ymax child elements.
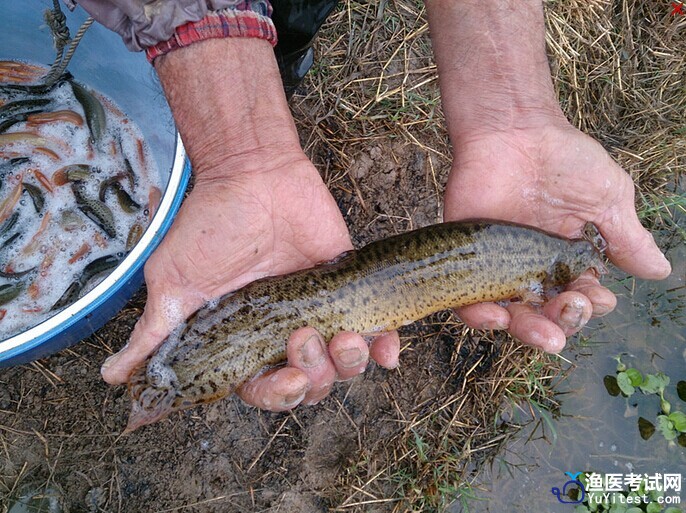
<box><xmin>425</xmin><ymin>0</ymin><xmax>565</xmax><ymax>145</ymax></box>
<box><xmin>154</xmin><ymin>37</ymin><xmax>303</xmax><ymax>179</ymax></box>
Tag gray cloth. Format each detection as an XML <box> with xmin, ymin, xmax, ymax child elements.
<box><xmin>65</xmin><ymin>0</ymin><xmax>271</xmax><ymax>52</ymax></box>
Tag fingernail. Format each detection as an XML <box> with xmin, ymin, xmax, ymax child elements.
<box><xmin>593</xmin><ymin>303</ymin><xmax>611</xmax><ymax>317</ymax></box>
<box><xmin>559</xmin><ymin>304</ymin><xmax>585</xmax><ymax>330</ymax></box>
<box><xmin>101</xmin><ymin>344</ymin><xmax>128</xmax><ymax>372</ymax></box>
<box><xmin>658</xmin><ymin>252</ymin><xmax>671</xmax><ymax>273</ymax></box>
<box><xmin>300</xmin><ymin>334</ymin><xmax>326</xmax><ymax>368</ymax></box>
<box><xmin>336</xmin><ymin>347</ymin><xmax>364</xmax><ymax>369</ymax></box>
<box><xmin>281</xmin><ymin>388</ymin><xmax>307</xmax><ymax>408</ymax></box>
<box><xmin>479</xmin><ymin>320</ymin><xmax>508</xmax><ymax>330</ymax></box>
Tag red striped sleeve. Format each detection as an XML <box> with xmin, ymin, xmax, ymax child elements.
<box><xmin>146</xmin><ymin>8</ymin><xmax>277</xmax><ymax>63</ymax></box>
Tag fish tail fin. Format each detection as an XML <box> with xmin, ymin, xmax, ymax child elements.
<box><xmin>123</xmin><ymin>364</ymin><xmax>177</xmax><ymax>434</ymax></box>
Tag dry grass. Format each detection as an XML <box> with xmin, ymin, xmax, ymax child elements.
<box><xmin>330</xmin><ymin>319</ymin><xmax>564</xmax><ymax>513</ymax></box>
<box><xmin>545</xmin><ymin>0</ymin><xmax>686</xmax><ymax>227</ymax></box>
<box><xmin>292</xmin><ymin>0</ymin><xmax>450</xmax><ymax>236</ymax></box>
<box><xmin>291</xmin><ymin>1</ymin><xmax>685</xmax><ymax>511</ymax></box>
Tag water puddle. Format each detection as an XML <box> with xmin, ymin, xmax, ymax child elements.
<box><xmin>453</xmin><ymin>212</ymin><xmax>685</xmax><ymax>512</ymax></box>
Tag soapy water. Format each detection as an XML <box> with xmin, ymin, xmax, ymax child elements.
<box><xmin>0</xmin><ymin>62</ymin><xmax>163</xmax><ymax>339</ymax></box>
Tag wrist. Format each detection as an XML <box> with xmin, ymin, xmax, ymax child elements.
<box><xmin>426</xmin><ymin>0</ymin><xmax>567</xmax><ymax>144</ymax></box>
<box><xmin>155</xmin><ymin>37</ymin><xmax>302</xmax><ymax>180</ymax></box>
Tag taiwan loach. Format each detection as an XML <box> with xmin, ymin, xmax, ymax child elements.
<box><xmin>125</xmin><ymin>220</ymin><xmax>607</xmax><ymax>432</ymax></box>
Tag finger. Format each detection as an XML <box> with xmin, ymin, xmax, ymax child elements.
<box><xmin>237</xmin><ymin>367</ymin><xmax>309</xmax><ymax>411</ymax></box>
<box><xmin>100</xmin><ymin>299</ymin><xmax>180</xmax><ymax>385</ymax></box>
<box><xmin>540</xmin><ymin>291</ymin><xmax>593</xmax><ymax>337</ymax></box>
<box><xmin>598</xmin><ymin>199</ymin><xmax>671</xmax><ymax>280</ymax></box>
<box><xmin>286</xmin><ymin>327</ymin><xmax>337</xmax><ymax>406</ymax></box>
<box><xmin>566</xmin><ymin>271</ymin><xmax>617</xmax><ymax>317</ymax></box>
<box><xmin>100</xmin><ymin>289</ymin><xmax>202</xmax><ymax>384</ymax></box>
<box><xmin>328</xmin><ymin>332</ymin><xmax>370</xmax><ymax>380</ymax></box>
<box><xmin>369</xmin><ymin>331</ymin><xmax>400</xmax><ymax>369</ymax></box>
<box><xmin>506</xmin><ymin>303</ymin><xmax>567</xmax><ymax>353</ymax></box>
<box><xmin>455</xmin><ymin>303</ymin><xmax>510</xmax><ymax>330</ymax></box>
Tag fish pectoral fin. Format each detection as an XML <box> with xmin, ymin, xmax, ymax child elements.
<box><xmin>515</xmin><ymin>287</ymin><xmax>545</xmax><ymax>306</ymax></box>
<box><xmin>315</xmin><ymin>249</ymin><xmax>355</xmax><ymax>267</ymax></box>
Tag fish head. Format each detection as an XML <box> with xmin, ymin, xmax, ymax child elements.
<box><xmin>124</xmin><ymin>359</ymin><xmax>228</xmax><ymax>433</ymax></box>
<box><xmin>548</xmin><ymin>239</ymin><xmax>607</xmax><ymax>287</ymax></box>
<box><xmin>123</xmin><ymin>364</ymin><xmax>176</xmax><ymax>433</ymax></box>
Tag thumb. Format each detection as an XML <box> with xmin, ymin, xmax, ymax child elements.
<box><xmin>100</xmin><ymin>291</ymin><xmax>199</xmax><ymax>385</ymax></box>
<box><xmin>598</xmin><ymin>199</ymin><xmax>671</xmax><ymax>280</ymax></box>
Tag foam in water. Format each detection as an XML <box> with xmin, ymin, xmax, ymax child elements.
<box><xmin>0</xmin><ymin>63</ymin><xmax>164</xmax><ymax>339</ymax></box>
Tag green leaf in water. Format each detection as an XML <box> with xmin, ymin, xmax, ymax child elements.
<box><xmin>613</xmin><ymin>355</ymin><xmax>627</xmax><ymax>372</ymax></box>
<box><xmin>625</xmin><ymin>368</ymin><xmax>643</xmax><ymax>386</ymax></box>
<box><xmin>609</xmin><ymin>505</ymin><xmax>627</xmax><ymax>513</ymax></box>
<box><xmin>646</xmin><ymin>503</ymin><xmax>662</xmax><ymax>513</ymax></box>
<box><xmin>668</xmin><ymin>411</ymin><xmax>686</xmax><ymax>432</ymax></box>
<box><xmin>617</xmin><ymin>372</ymin><xmax>635</xmax><ymax>396</ymax></box>
<box><xmin>656</xmin><ymin>415</ymin><xmax>678</xmax><ymax>441</ymax></box>
<box><xmin>604</xmin><ymin>375</ymin><xmax>621</xmax><ymax>396</ymax></box>
<box><xmin>661</xmin><ymin>397</ymin><xmax>672</xmax><ymax>415</ymax></box>
<box><xmin>665</xmin><ymin>508</ymin><xmax>683</xmax><ymax>513</ymax></box>
<box><xmin>677</xmin><ymin>380</ymin><xmax>686</xmax><ymax>402</ymax></box>
<box><xmin>639</xmin><ymin>372</ymin><xmax>670</xmax><ymax>395</ymax></box>
<box><xmin>638</xmin><ymin>417</ymin><xmax>656</xmax><ymax>440</ymax></box>
<box><xmin>625</xmin><ymin>508</ymin><xmax>643</xmax><ymax>513</ymax></box>
<box><xmin>679</xmin><ymin>432</ymin><xmax>686</xmax><ymax>448</ymax></box>
<box><xmin>647</xmin><ymin>488</ymin><xmax>663</xmax><ymax>502</ymax></box>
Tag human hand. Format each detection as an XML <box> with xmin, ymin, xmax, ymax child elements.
<box><xmin>425</xmin><ymin>0</ymin><xmax>670</xmax><ymax>353</ymax></box>
<box><xmin>444</xmin><ymin>119</ymin><xmax>671</xmax><ymax>352</ymax></box>
<box><xmin>96</xmin><ymin>36</ymin><xmax>400</xmax><ymax>411</ymax></box>
<box><xmin>101</xmin><ymin>152</ymin><xmax>400</xmax><ymax>408</ymax></box>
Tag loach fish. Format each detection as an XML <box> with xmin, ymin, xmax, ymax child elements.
<box><xmin>70</xmin><ymin>80</ymin><xmax>106</xmax><ymax>145</ymax></box>
<box><xmin>125</xmin><ymin>220</ymin><xmax>606</xmax><ymax>432</ymax></box>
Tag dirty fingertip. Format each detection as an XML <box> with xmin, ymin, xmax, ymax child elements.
<box><xmin>456</xmin><ymin>303</ymin><xmax>509</xmax><ymax>330</ymax></box>
<box><xmin>101</xmin><ymin>346</ymin><xmax>134</xmax><ymax>384</ymax></box>
<box><xmin>520</xmin><ymin>327</ymin><xmax>567</xmax><ymax>354</ymax></box>
<box><xmin>287</xmin><ymin>327</ymin><xmax>327</xmax><ymax>369</ymax></box>
<box><xmin>369</xmin><ymin>331</ymin><xmax>400</xmax><ymax>369</ymax></box>
<box><xmin>329</xmin><ymin>333</ymin><xmax>369</xmax><ymax>379</ymax></box>
<box><xmin>238</xmin><ymin>367</ymin><xmax>309</xmax><ymax>411</ymax></box>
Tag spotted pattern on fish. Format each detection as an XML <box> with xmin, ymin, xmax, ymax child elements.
<box><xmin>125</xmin><ymin>221</ymin><xmax>604</xmax><ymax>432</ymax></box>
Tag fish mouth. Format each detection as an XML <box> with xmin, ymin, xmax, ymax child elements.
<box><xmin>124</xmin><ymin>383</ymin><xmax>178</xmax><ymax>434</ymax></box>
<box><xmin>124</xmin><ymin>363</ymin><xmax>178</xmax><ymax>433</ymax></box>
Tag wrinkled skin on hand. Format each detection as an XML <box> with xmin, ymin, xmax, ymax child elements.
<box><xmin>101</xmin><ymin>152</ymin><xmax>399</xmax><ymax>410</ymax></box>
<box><xmin>444</xmin><ymin>119</ymin><xmax>671</xmax><ymax>352</ymax></box>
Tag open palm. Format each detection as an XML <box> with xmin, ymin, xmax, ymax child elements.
<box><xmin>444</xmin><ymin>122</ymin><xmax>670</xmax><ymax>351</ymax></box>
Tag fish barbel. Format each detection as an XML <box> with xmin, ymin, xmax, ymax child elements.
<box><xmin>125</xmin><ymin>220</ymin><xmax>605</xmax><ymax>432</ymax></box>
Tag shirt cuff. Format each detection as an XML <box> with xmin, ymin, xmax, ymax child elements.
<box><xmin>145</xmin><ymin>8</ymin><xmax>278</xmax><ymax>63</ymax></box>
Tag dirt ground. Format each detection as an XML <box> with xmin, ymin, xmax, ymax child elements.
<box><xmin>1</xmin><ymin>0</ymin><xmax>684</xmax><ymax>512</ymax></box>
